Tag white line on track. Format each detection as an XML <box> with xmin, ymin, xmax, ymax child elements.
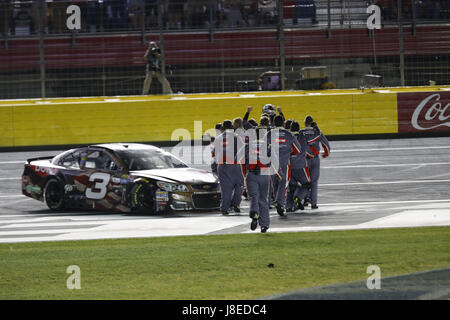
<box><xmin>321</xmin><ymin>179</ymin><xmax>450</xmax><ymax>186</ymax></box>
<box><xmin>317</xmin><ymin>199</ymin><xmax>450</xmax><ymax>206</ymax></box>
<box><xmin>323</xmin><ymin>162</ymin><xmax>450</xmax><ymax>169</ymax></box>
<box><xmin>332</xmin><ymin>146</ymin><xmax>450</xmax><ymax>152</ymax></box>
<box><xmin>0</xmin><ymin>161</ymin><xmax>26</xmax><ymax>164</ymax></box>
<box><xmin>0</xmin><ymin>195</ymin><xmax>25</xmax><ymax>198</ymax></box>
<box><xmin>0</xmin><ymin>229</ymin><xmax>97</xmax><ymax>236</ymax></box>
<box><xmin>0</xmin><ymin>220</ymin><xmax>105</xmax><ymax>229</ymax></box>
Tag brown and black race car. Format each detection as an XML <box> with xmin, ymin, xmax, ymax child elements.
<box><xmin>22</xmin><ymin>143</ymin><xmax>221</xmax><ymax>213</ymax></box>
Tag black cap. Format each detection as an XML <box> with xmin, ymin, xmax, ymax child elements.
<box><xmin>291</xmin><ymin>121</ymin><xmax>300</xmax><ymax>132</ymax></box>
<box><xmin>248</xmin><ymin>119</ymin><xmax>258</xmax><ymax>127</ymax></box>
<box><xmin>305</xmin><ymin>115</ymin><xmax>314</xmax><ymax>127</ymax></box>
<box><xmin>284</xmin><ymin>119</ymin><xmax>293</xmax><ymax>130</ymax></box>
<box><xmin>274</xmin><ymin>115</ymin><xmax>284</xmax><ymax>127</ymax></box>
<box><xmin>222</xmin><ymin>120</ymin><xmax>233</xmax><ymax>130</ymax></box>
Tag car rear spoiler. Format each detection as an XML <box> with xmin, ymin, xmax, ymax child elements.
<box><xmin>26</xmin><ymin>156</ymin><xmax>55</xmax><ymax>164</ymax></box>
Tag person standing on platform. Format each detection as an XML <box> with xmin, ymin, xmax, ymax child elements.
<box><xmin>142</xmin><ymin>41</ymin><xmax>173</xmax><ymax>95</ymax></box>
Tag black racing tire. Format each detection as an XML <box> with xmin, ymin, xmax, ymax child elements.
<box><xmin>130</xmin><ymin>182</ymin><xmax>155</xmax><ymax>214</ymax></box>
<box><xmin>44</xmin><ymin>178</ymin><xmax>65</xmax><ymax>211</ymax></box>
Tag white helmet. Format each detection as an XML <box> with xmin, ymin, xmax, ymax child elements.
<box><xmin>262</xmin><ymin>104</ymin><xmax>275</xmax><ymax>116</ymax></box>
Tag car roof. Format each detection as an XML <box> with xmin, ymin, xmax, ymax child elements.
<box><xmin>91</xmin><ymin>143</ymin><xmax>161</xmax><ymax>152</ymax></box>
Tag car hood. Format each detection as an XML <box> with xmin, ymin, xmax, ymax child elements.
<box><xmin>130</xmin><ymin>167</ymin><xmax>218</xmax><ymax>184</ymax></box>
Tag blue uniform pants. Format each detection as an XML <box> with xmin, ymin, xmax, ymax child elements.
<box><xmin>246</xmin><ymin>171</ymin><xmax>270</xmax><ymax>228</ymax></box>
<box><xmin>296</xmin><ymin>157</ymin><xmax>319</xmax><ymax>205</ymax></box>
<box><xmin>274</xmin><ymin>163</ymin><xmax>289</xmax><ymax>207</ymax></box>
<box><xmin>218</xmin><ymin>164</ymin><xmax>243</xmax><ymax>212</ymax></box>
<box><xmin>291</xmin><ymin>167</ymin><xmax>311</xmax><ymax>202</ymax></box>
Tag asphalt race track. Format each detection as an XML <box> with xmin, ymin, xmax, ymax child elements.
<box><xmin>264</xmin><ymin>267</ymin><xmax>450</xmax><ymax>300</ymax></box>
<box><xmin>0</xmin><ymin>137</ymin><xmax>450</xmax><ymax>243</ymax></box>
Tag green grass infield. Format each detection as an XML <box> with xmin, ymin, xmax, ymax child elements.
<box><xmin>1</xmin><ymin>226</ymin><xmax>449</xmax><ymax>299</ymax></box>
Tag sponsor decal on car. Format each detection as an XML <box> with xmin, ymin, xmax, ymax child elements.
<box><xmin>156</xmin><ymin>190</ymin><xmax>169</xmax><ymax>203</ymax></box>
<box><xmin>111</xmin><ymin>176</ymin><xmax>129</xmax><ymax>185</ymax></box>
<box><xmin>155</xmin><ymin>189</ymin><xmax>169</xmax><ymax>212</ymax></box>
<box><xmin>111</xmin><ymin>177</ymin><xmax>121</xmax><ymax>184</ymax></box>
<box><xmin>25</xmin><ymin>184</ymin><xmax>41</xmax><ymax>195</ymax></box>
<box><xmin>32</xmin><ymin>165</ymin><xmax>57</xmax><ymax>177</ymax></box>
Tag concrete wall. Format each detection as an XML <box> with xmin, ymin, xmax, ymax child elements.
<box><xmin>1</xmin><ymin>86</ymin><xmax>449</xmax><ymax>148</ymax></box>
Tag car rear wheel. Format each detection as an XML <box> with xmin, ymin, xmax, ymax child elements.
<box><xmin>44</xmin><ymin>178</ymin><xmax>65</xmax><ymax>211</ymax></box>
<box><xmin>130</xmin><ymin>183</ymin><xmax>154</xmax><ymax>214</ymax></box>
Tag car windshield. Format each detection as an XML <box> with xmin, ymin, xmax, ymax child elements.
<box><xmin>115</xmin><ymin>149</ymin><xmax>188</xmax><ymax>171</ymax></box>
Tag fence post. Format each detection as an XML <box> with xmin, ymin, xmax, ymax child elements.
<box><xmin>99</xmin><ymin>1</ymin><xmax>104</xmax><ymax>33</ymax></box>
<box><xmin>208</xmin><ymin>2</ymin><xmax>214</xmax><ymax>42</ymax></box>
<box><xmin>141</xmin><ymin>1</ymin><xmax>146</xmax><ymax>44</ymax></box>
<box><xmin>327</xmin><ymin>0</ymin><xmax>331</xmax><ymax>38</ymax></box>
<box><xmin>38</xmin><ymin>0</ymin><xmax>46</xmax><ymax>98</ymax></box>
<box><xmin>278</xmin><ymin>0</ymin><xmax>286</xmax><ymax>90</ymax></box>
<box><xmin>158</xmin><ymin>0</ymin><xmax>166</xmax><ymax>77</ymax></box>
<box><xmin>2</xmin><ymin>1</ymin><xmax>9</xmax><ymax>49</ymax></box>
<box><xmin>397</xmin><ymin>0</ymin><xmax>405</xmax><ymax>86</ymax></box>
<box><xmin>411</xmin><ymin>0</ymin><xmax>417</xmax><ymax>36</ymax></box>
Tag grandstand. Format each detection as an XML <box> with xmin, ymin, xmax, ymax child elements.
<box><xmin>0</xmin><ymin>0</ymin><xmax>449</xmax><ymax>98</ymax></box>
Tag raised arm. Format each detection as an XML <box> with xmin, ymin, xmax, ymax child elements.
<box><xmin>276</xmin><ymin>106</ymin><xmax>285</xmax><ymax>122</ymax></box>
<box><xmin>243</xmin><ymin>106</ymin><xmax>253</xmax><ymax>122</ymax></box>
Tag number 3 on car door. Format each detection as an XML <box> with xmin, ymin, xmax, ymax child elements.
<box><xmin>86</xmin><ymin>172</ymin><xmax>110</xmax><ymax>200</ymax></box>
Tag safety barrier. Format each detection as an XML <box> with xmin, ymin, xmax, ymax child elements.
<box><xmin>0</xmin><ymin>86</ymin><xmax>449</xmax><ymax>148</ymax></box>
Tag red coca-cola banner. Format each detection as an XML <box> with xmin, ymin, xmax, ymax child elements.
<box><xmin>397</xmin><ymin>91</ymin><xmax>450</xmax><ymax>133</ymax></box>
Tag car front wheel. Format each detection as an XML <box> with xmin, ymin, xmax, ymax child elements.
<box><xmin>130</xmin><ymin>182</ymin><xmax>154</xmax><ymax>214</ymax></box>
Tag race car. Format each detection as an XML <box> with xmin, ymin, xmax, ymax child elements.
<box><xmin>22</xmin><ymin>143</ymin><xmax>221</xmax><ymax>214</ymax></box>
